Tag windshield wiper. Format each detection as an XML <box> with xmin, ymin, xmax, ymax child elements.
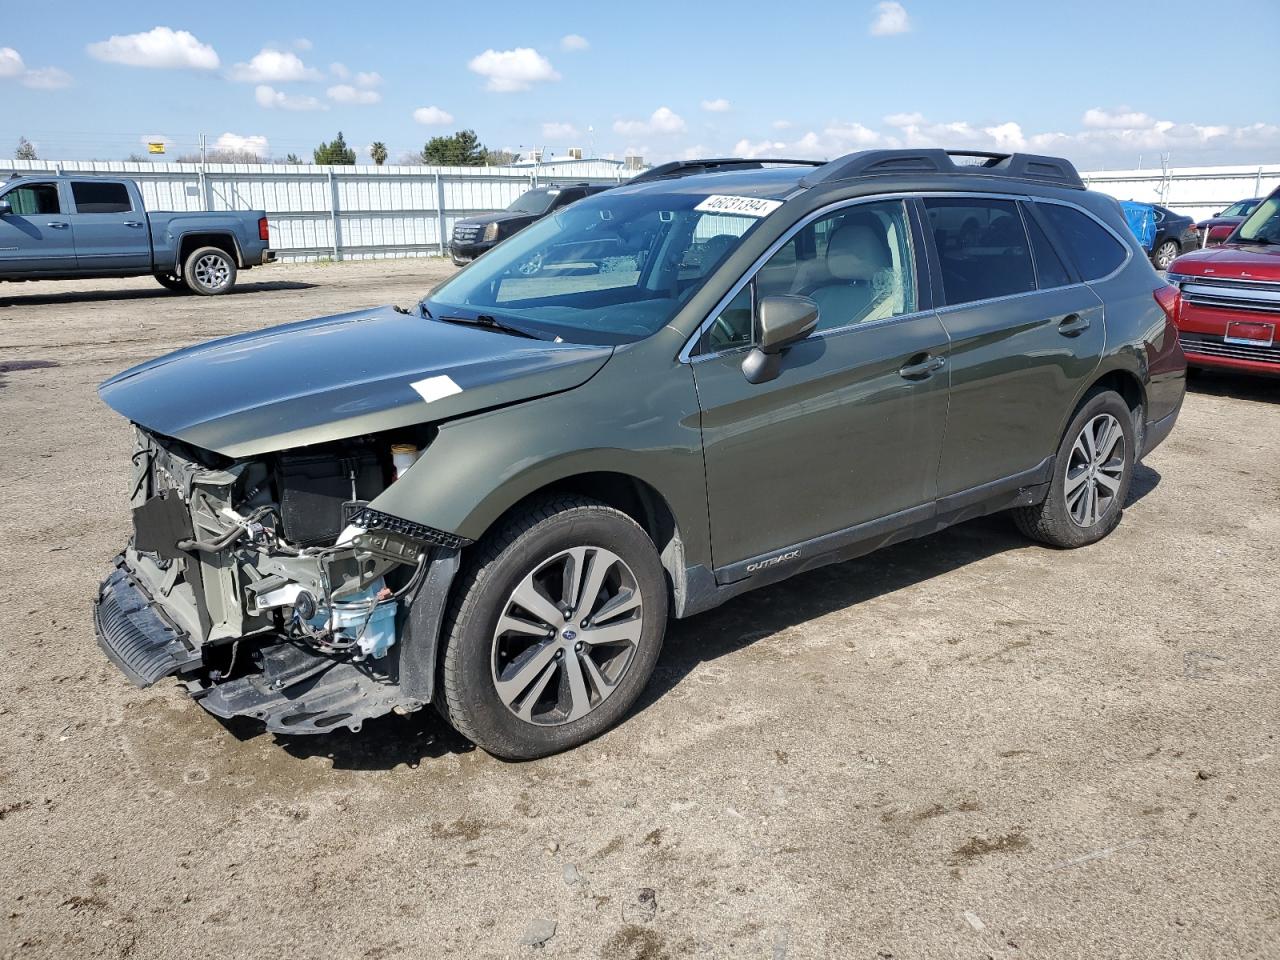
<box><xmin>437</xmin><ymin>313</ymin><xmax>543</xmax><ymax>339</ymax></box>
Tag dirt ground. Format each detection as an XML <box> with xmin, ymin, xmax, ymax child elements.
<box><xmin>1</xmin><ymin>259</ymin><xmax>1277</xmax><ymax>960</ymax></box>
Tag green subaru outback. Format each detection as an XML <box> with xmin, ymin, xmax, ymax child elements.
<box><xmin>96</xmin><ymin>150</ymin><xmax>1186</xmax><ymax>759</ymax></box>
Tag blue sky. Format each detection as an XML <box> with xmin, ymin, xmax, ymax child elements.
<box><xmin>2</xmin><ymin>0</ymin><xmax>1277</xmax><ymax>169</ymax></box>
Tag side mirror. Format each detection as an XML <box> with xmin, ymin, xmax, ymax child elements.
<box><xmin>0</xmin><ymin>200</ymin><xmax>11</xmax><ymax>216</ymax></box>
<box><xmin>1214</xmin><ymin>210</ymin><xmax>1223</xmax><ymax>217</ymax></box>
<box><xmin>742</xmin><ymin>294</ymin><xmax>819</xmax><ymax>384</ymax></box>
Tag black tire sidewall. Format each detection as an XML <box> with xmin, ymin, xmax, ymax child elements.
<box><xmin>444</xmin><ymin>506</ymin><xmax>667</xmax><ymax>759</ymax></box>
<box><xmin>1044</xmin><ymin>391</ymin><xmax>1136</xmax><ymax>546</ymax></box>
<box><xmin>183</xmin><ymin>246</ymin><xmax>237</xmax><ymax>295</ymax></box>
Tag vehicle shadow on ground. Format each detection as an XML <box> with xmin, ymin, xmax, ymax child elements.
<box><xmin>258</xmin><ymin>465</ymin><xmax>1161</xmax><ymax>770</ymax></box>
<box><xmin>0</xmin><ymin>280</ymin><xmax>316</xmax><ymax>306</ymax></box>
<box><xmin>1187</xmin><ymin>371</ymin><xmax>1279</xmax><ymax>404</ymax></box>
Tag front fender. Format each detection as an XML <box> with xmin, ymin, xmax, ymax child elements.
<box><xmin>366</xmin><ymin>346</ymin><xmax>712</xmax><ymax>568</ymax></box>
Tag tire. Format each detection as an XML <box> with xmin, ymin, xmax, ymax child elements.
<box><xmin>154</xmin><ymin>272</ymin><xmax>189</xmax><ymax>293</ymax></box>
<box><xmin>1012</xmin><ymin>389</ymin><xmax>1135</xmax><ymax>549</ymax></box>
<box><xmin>437</xmin><ymin>496</ymin><xmax>667</xmax><ymax>760</ymax></box>
<box><xmin>183</xmin><ymin>246</ymin><xmax>237</xmax><ymax>295</ymax></box>
<box><xmin>1152</xmin><ymin>239</ymin><xmax>1179</xmax><ymax>271</ymax></box>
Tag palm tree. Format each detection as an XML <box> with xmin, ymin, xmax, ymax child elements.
<box><xmin>370</xmin><ymin>141</ymin><xmax>388</xmax><ymax>166</ymax></box>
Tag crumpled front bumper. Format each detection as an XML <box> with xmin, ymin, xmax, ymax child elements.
<box><xmin>94</xmin><ymin>557</ymin><xmax>200</xmax><ymax>687</ymax></box>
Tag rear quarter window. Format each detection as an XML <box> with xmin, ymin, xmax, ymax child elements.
<box><xmin>1037</xmin><ymin>203</ymin><xmax>1127</xmax><ymax>281</ymax></box>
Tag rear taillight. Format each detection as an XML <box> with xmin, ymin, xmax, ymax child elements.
<box><xmin>1154</xmin><ymin>283</ymin><xmax>1181</xmax><ymax>323</ymax></box>
<box><xmin>258</xmin><ymin>217</ymin><xmax>270</xmax><ymax>242</ymax></box>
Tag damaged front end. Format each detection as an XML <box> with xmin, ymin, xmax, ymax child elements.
<box><xmin>95</xmin><ymin>427</ymin><xmax>465</xmax><ymax>734</ymax></box>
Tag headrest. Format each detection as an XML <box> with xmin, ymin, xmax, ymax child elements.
<box><xmin>826</xmin><ymin>221</ymin><xmax>890</xmax><ymax>281</ymax></box>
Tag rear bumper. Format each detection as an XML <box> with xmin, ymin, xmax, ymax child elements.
<box><xmin>261</xmin><ymin>249</ymin><xmax>277</xmax><ymax>265</ymax></box>
<box><xmin>1141</xmin><ymin>401</ymin><xmax>1181</xmax><ymax>460</ymax></box>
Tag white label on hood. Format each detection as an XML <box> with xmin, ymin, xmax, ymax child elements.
<box><xmin>694</xmin><ymin>194</ymin><xmax>783</xmax><ymax>218</ymax></box>
<box><xmin>411</xmin><ymin>374</ymin><xmax>463</xmax><ymax>404</ymax></box>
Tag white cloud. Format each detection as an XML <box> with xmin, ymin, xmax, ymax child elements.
<box><xmin>1082</xmin><ymin>107</ymin><xmax>1157</xmax><ymax>130</ymax></box>
<box><xmin>293</xmin><ymin>38</ymin><xmax>313</xmax><ymax>51</ymax></box>
<box><xmin>884</xmin><ymin>111</ymin><xmax>925</xmax><ymax>127</ymax></box>
<box><xmin>87</xmin><ymin>27</ymin><xmax>219</xmax><ymax>70</ymax></box>
<box><xmin>542</xmin><ymin>121</ymin><xmax>579</xmax><ymax>140</ymax></box>
<box><xmin>701</xmin><ymin>98</ymin><xmax>731</xmax><ymax>113</ymax></box>
<box><xmin>468</xmin><ymin>47</ymin><xmax>559</xmax><ymax>92</ymax></box>
<box><xmin>869</xmin><ymin>2</ymin><xmax>912</xmax><ymax>36</ymax></box>
<box><xmin>354</xmin><ymin>71</ymin><xmax>381</xmax><ymax>88</ymax></box>
<box><xmin>614</xmin><ymin>107</ymin><xmax>686</xmax><ymax>136</ymax></box>
<box><xmin>413</xmin><ymin>105</ymin><xmax>454</xmax><ymax>125</ymax></box>
<box><xmin>21</xmin><ymin>66</ymin><xmax>72</xmax><ymax>89</ymax></box>
<box><xmin>0</xmin><ymin>48</ymin><xmax>72</xmax><ymax>88</ymax></box>
<box><xmin>255</xmin><ymin>85</ymin><xmax>325</xmax><ymax>111</ymax></box>
<box><xmin>330</xmin><ymin>61</ymin><xmax>350</xmax><ymax>79</ymax></box>
<box><xmin>215</xmin><ymin>132</ymin><xmax>270</xmax><ymax>157</ymax></box>
<box><xmin>772</xmin><ymin>119</ymin><xmax>793</xmax><ymax>130</ymax></box>
<box><xmin>560</xmin><ymin>34</ymin><xmax>590</xmax><ymax>52</ymax></box>
<box><xmin>229</xmin><ymin>48</ymin><xmax>321</xmax><ymax>83</ymax></box>
<box><xmin>0</xmin><ymin>47</ymin><xmax>23</xmax><ymax>77</ymax></box>
<box><xmin>327</xmin><ymin>84</ymin><xmax>380</xmax><ymax>105</ymax></box>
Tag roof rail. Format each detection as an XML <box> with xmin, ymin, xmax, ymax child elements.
<box><xmin>799</xmin><ymin>149</ymin><xmax>1084</xmax><ymax>190</ymax></box>
<box><xmin>629</xmin><ymin>157</ymin><xmax>825</xmax><ymax>183</ymax></box>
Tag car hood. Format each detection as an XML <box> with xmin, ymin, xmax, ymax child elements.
<box><xmin>456</xmin><ymin>211</ymin><xmax>537</xmax><ymax>228</ymax></box>
<box><xmin>99</xmin><ymin>305</ymin><xmax>612</xmax><ymax>458</ymax></box>
<box><xmin>1169</xmin><ymin>243</ymin><xmax>1280</xmax><ymax>282</ymax></box>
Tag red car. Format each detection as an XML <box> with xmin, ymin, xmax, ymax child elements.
<box><xmin>1195</xmin><ymin>197</ymin><xmax>1263</xmax><ymax>247</ymax></box>
<box><xmin>1167</xmin><ymin>188</ymin><xmax>1280</xmax><ymax>377</ymax></box>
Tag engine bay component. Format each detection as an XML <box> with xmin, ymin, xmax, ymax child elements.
<box><xmin>277</xmin><ymin>450</ymin><xmax>383</xmax><ymax>546</ymax></box>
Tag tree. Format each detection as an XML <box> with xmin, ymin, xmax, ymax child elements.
<box><xmin>484</xmin><ymin>148</ymin><xmax>517</xmax><ymax>166</ymax></box>
<box><xmin>15</xmin><ymin>136</ymin><xmax>37</xmax><ymax>161</ymax></box>
<box><xmin>285</xmin><ymin>153</ymin><xmax>303</xmax><ymax>164</ymax></box>
<box><xmin>420</xmin><ymin>129</ymin><xmax>487</xmax><ymax>166</ymax></box>
<box><xmin>313</xmin><ymin>131</ymin><xmax>356</xmax><ymax>165</ymax></box>
<box><xmin>370</xmin><ymin>141</ymin><xmax>388</xmax><ymax>166</ymax></box>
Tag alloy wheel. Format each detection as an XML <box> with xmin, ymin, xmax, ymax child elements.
<box><xmin>1065</xmin><ymin>412</ymin><xmax>1126</xmax><ymax>527</ymax></box>
<box><xmin>491</xmin><ymin>546</ymin><xmax>643</xmax><ymax>726</ymax></box>
<box><xmin>194</xmin><ymin>254</ymin><xmax>231</xmax><ymax>290</ymax></box>
<box><xmin>1154</xmin><ymin>242</ymin><xmax>1178</xmax><ymax>270</ymax></box>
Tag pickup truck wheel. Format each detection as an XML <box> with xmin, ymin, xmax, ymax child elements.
<box><xmin>183</xmin><ymin>246</ymin><xmax>237</xmax><ymax>295</ymax></box>
<box><xmin>437</xmin><ymin>496</ymin><xmax>667</xmax><ymax>760</ymax></box>
<box><xmin>1012</xmin><ymin>389</ymin><xmax>1135</xmax><ymax>549</ymax></box>
<box><xmin>154</xmin><ymin>272</ymin><xmax>189</xmax><ymax>293</ymax></box>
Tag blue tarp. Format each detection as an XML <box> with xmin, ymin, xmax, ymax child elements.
<box><xmin>1120</xmin><ymin>201</ymin><xmax>1157</xmax><ymax>251</ymax></box>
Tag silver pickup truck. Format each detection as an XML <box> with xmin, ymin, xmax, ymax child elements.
<box><xmin>0</xmin><ymin>175</ymin><xmax>274</xmax><ymax>295</ymax></box>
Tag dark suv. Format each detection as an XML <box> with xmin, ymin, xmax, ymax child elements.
<box><xmin>449</xmin><ymin>182</ymin><xmax>610</xmax><ymax>266</ymax></box>
<box><xmin>96</xmin><ymin>150</ymin><xmax>1186</xmax><ymax>759</ymax></box>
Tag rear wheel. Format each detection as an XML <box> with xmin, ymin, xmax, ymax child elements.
<box><xmin>1012</xmin><ymin>390</ymin><xmax>1135</xmax><ymax>548</ymax></box>
<box><xmin>1152</xmin><ymin>239</ymin><xmax>1179</xmax><ymax>270</ymax></box>
<box><xmin>183</xmin><ymin>246</ymin><xmax>237</xmax><ymax>295</ymax></box>
<box><xmin>438</xmin><ymin>497</ymin><xmax>667</xmax><ymax>759</ymax></box>
<box><xmin>154</xmin><ymin>272</ymin><xmax>189</xmax><ymax>293</ymax></box>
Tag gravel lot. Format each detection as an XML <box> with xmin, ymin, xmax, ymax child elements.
<box><xmin>1</xmin><ymin>259</ymin><xmax>1277</xmax><ymax>960</ymax></box>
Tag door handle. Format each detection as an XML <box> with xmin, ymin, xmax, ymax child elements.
<box><xmin>123</xmin><ymin>221</ymin><xmax>143</xmax><ymax>227</ymax></box>
<box><xmin>1058</xmin><ymin>313</ymin><xmax>1091</xmax><ymax>337</ymax></box>
<box><xmin>899</xmin><ymin>354</ymin><xmax>946</xmax><ymax>381</ymax></box>
<box><xmin>46</xmin><ymin>222</ymin><xmax>69</xmax><ymax>229</ymax></box>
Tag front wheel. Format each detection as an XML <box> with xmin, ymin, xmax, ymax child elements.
<box><xmin>438</xmin><ymin>497</ymin><xmax>667</xmax><ymax>759</ymax></box>
<box><xmin>1152</xmin><ymin>240</ymin><xmax>1179</xmax><ymax>271</ymax></box>
<box><xmin>1012</xmin><ymin>390</ymin><xmax>1135</xmax><ymax>548</ymax></box>
<box><xmin>183</xmin><ymin>246</ymin><xmax>238</xmax><ymax>295</ymax></box>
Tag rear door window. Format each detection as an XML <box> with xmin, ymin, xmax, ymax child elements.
<box><xmin>923</xmin><ymin>197</ymin><xmax>1035</xmax><ymax>305</ymax></box>
<box><xmin>71</xmin><ymin>181</ymin><xmax>133</xmax><ymax>214</ymax></box>
<box><xmin>1037</xmin><ymin>203</ymin><xmax>1128</xmax><ymax>280</ymax></box>
<box><xmin>1022</xmin><ymin>206</ymin><xmax>1073</xmax><ymax>289</ymax></box>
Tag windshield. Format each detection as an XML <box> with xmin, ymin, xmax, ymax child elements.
<box><xmin>507</xmin><ymin>189</ymin><xmax>557</xmax><ymax>216</ymax></box>
<box><xmin>1221</xmin><ymin>200</ymin><xmax>1256</xmax><ymax>217</ymax></box>
<box><xmin>1235</xmin><ymin>193</ymin><xmax>1280</xmax><ymax>244</ymax></box>
<box><xmin>425</xmin><ymin>190</ymin><xmax>766</xmax><ymax>344</ymax></box>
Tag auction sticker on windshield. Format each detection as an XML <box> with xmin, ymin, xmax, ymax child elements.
<box><xmin>694</xmin><ymin>195</ymin><xmax>784</xmax><ymax>218</ymax></box>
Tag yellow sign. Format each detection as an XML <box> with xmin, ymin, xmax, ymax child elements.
<box><xmin>147</xmin><ymin>142</ymin><xmax>166</xmax><ymax>155</ymax></box>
